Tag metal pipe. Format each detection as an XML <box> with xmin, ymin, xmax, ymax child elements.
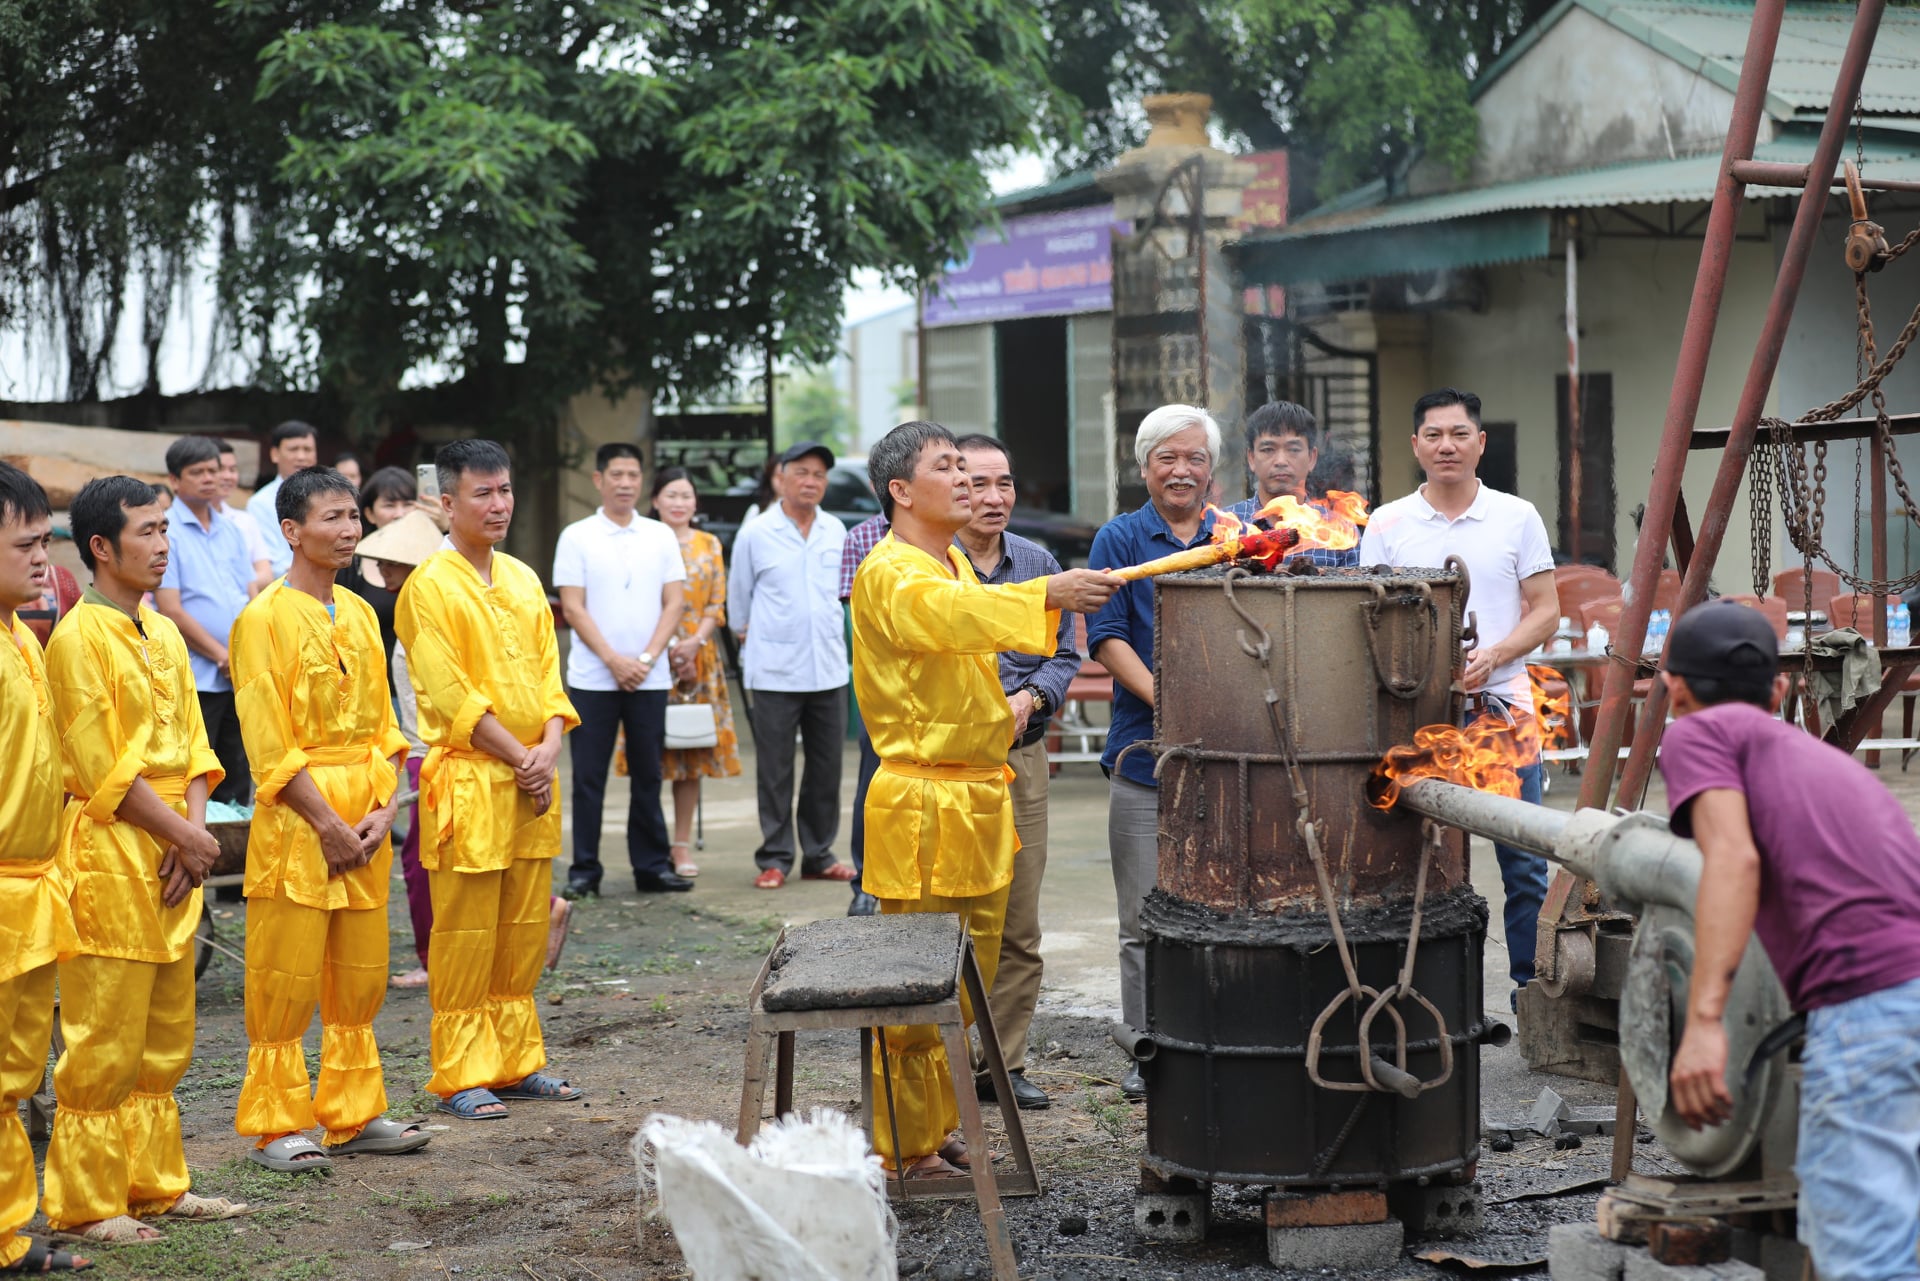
<box><xmin>1575</xmin><ymin>0</ymin><xmax>1790</xmax><ymax>812</ymax></box>
<box><xmin>1396</xmin><ymin>780</ymin><xmax>1568</xmax><ymax>858</ymax></box>
<box><xmin>1729</xmin><ymin>159</ymin><xmax>1920</xmax><ymax>195</ymax></box>
<box><xmin>1613</xmin><ymin>0</ymin><xmax>1890</xmax><ymax>810</ymax></box>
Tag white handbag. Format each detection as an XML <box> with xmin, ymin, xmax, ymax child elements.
<box><xmin>665</xmin><ymin>702</ymin><xmax>720</xmax><ymax>750</ymax></box>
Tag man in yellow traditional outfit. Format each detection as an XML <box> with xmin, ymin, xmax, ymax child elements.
<box><xmin>230</xmin><ymin>467</ymin><xmax>425</xmax><ymax>1172</ymax></box>
<box><xmin>850</xmin><ymin>421</ymin><xmax>1122</xmax><ymax>1177</ymax></box>
<box><xmin>0</xmin><ymin>463</ymin><xmax>88</xmax><ymax>1275</ymax></box>
<box><xmin>394</xmin><ymin>440</ymin><xmax>581</xmax><ymax>1120</ymax></box>
<box><xmin>43</xmin><ymin>476</ymin><xmax>246</xmax><ymax>1245</ymax></box>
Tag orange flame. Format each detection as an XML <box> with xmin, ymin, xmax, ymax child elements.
<box><xmin>1527</xmin><ymin>664</ymin><xmax>1574</xmax><ymax>751</ymax></box>
<box><xmin>1228</xmin><ymin>489</ymin><xmax>1371</xmax><ymax>557</ymax></box>
<box><xmin>1370</xmin><ymin>711</ymin><xmax>1541</xmax><ymax>810</ymax></box>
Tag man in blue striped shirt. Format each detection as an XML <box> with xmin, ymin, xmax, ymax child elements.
<box><xmin>953</xmin><ymin>435</ymin><xmax>1080</xmax><ymax>1111</ymax></box>
<box><xmin>1228</xmin><ymin>401</ymin><xmax>1362</xmax><ymax>570</ymax></box>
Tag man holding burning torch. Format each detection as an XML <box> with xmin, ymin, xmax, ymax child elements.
<box><xmin>850</xmin><ymin>420</ymin><xmax>1120</xmax><ymax>1178</ymax></box>
<box><xmin>1661</xmin><ymin>601</ymin><xmax>1920</xmax><ymax>1281</ymax></box>
<box><xmin>1358</xmin><ymin>388</ymin><xmax>1559</xmax><ymax>1001</ymax></box>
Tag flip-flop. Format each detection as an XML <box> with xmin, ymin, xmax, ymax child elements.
<box><xmin>160</xmin><ymin>1193</ymin><xmax>252</xmax><ymax>1220</ymax></box>
<box><xmin>1</xmin><ymin>1240</ymin><xmax>93</xmax><ymax>1271</ymax></box>
<box><xmin>801</xmin><ymin>863</ymin><xmax>856</xmax><ymax>882</ymax></box>
<box><xmin>323</xmin><ymin>1117</ymin><xmax>431</xmax><ymax>1156</ymax></box>
<box><xmin>494</xmin><ymin>1071</ymin><xmax>583</xmax><ymax>1102</ymax></box>
<box><xmin>246</xmin><ymin>1133</ymin><xmax>333</xmax><ymax>1174</ymax></box>
<box><xmin>901</xmin><ymin>1154</ymin><xmax>966</xmax><ymax>1180</ymax></box>
<box><xmin>938</xmin><ymin>1134</ymin><xmax>971</xmax><ymax>1171</ymax></box>
<box><xmin>436</xmin><ymin>1087</ymin><xmax>508</xmax><ymax>1120</ymax></box>
<box><xmin>54</xmin><ymin>1218</ymin><xmax>159</xmax><ymax>1247</ymax></box>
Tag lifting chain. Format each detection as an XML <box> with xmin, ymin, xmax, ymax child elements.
<box><xmin>1218</xmin><ymin>568</ymin><xmax>1454</xmax><ymax>1098</ymax></box>
<box><xmin>1753</xmin><ymin>208</ymin><xmax>1920</xmax><ymax>599</ymax></box>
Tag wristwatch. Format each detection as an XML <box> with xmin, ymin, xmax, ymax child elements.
<box><xmin>639</xmin><ymin>651</ymin><xmax>655</xmax><ymax>666</ymax></box>
<box><xmin>1019</xmin><ymin>682</ymin><xmax>1051</xmax><ymax>719</ymax></box>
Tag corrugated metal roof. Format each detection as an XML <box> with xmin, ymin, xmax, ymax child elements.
<box><xmin>1268</xmin><ymin>127</ymin><xmax>1920</xmax><ymax>242</ymax></box>
<box><xmin>1476</xmin><ymin>0</ymin><xmax>1920</xmax><ymax>115</ymax></box>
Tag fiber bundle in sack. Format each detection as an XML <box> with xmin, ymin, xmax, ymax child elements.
<box><xmin>635</xmin><ymin>1109</ymin><xmax>896</xmax><ymax>1281</ymax></box>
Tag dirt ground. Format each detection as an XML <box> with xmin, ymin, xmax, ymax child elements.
<box><xmin>20</xmin><ymin>716</ymin><xmax>1829</xmax><ymax>1279</ymax></box>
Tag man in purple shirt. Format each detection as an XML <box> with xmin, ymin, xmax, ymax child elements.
<box><xmin>1658</xmin><ymin>600</ymin><xmax>1920</xmax><ymax>1279</ymax></box>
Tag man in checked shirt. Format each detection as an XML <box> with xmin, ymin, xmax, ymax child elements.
<box><xmin>839</xmin><ymin>507</ymin><xmax>891</xmax><ymax>916</ymax></box>
<box><xmin>1229</xmin><ymin>401</ymin><xmax>1363</xmax><ymax>569</ymax></box>
<box><xmin>949</xmin><ymin>434</ymin><xmax>1080</xmax><ymax>1111</ymax></box>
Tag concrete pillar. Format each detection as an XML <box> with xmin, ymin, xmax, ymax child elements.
<box><xmin>1099</xmin><ymin>94</ymin><xmax>1259</xmax><ymax>507</ymax></box>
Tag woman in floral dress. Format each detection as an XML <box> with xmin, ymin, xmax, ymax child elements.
<box><xmin>653</xmin><ymin>468</ymin><xmax>741</xmax><ymax>877</ymax></box>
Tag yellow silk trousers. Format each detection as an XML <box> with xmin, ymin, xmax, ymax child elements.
<box><xmin>870</xmin><ymin>878</ymin><xmax>1010</xmax><ymax>1170</ymax></box>
<box><xmin>0</xmin><ymin>961</ymin><xmax>55</xmax><ymax>1267</ymax></box>
<box><xmin>426</xmin><ymin>858</ymin><xmax>548</xmax><ymax>1098</ymax></box>
<box><xmin>43</xmin><ymin>951</ymin><xmax>195</xmax><ymax>1228</ymax></box>
<box><xmin>236</xmin><ymin>895</ymin><xmax>389</xmax><ymax>1146</ymax></box>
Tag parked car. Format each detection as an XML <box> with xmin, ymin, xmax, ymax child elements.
<box><xmin>824</xmin><ymin>461</ymin><xmax>1098</xmax><ymax>565</ymax></box>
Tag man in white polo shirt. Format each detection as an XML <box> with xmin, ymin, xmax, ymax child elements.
<box><xmin>1358</xmin><ymin>387</ymin><xmax>1560</xmax><ymax>1004</ymax></box>
<box><xmin>554</xmin><ymin>444</ymin><xmax>690</xmax><ymax>896</ymax></box>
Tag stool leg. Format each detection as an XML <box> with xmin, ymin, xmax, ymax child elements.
<box><xmin>963</xmin><ymin>945</ymin><xmax>1038</xmax><ymax>1192</ymax></box>
<box><xmin>940</xmin><ymin>1020</ymin><xmax>1017</xmax><ymax>1281</ymax></box>
<box><xmin>774</xmin><ymin>1030</ymin><xmax>795</xmax><ymax>1120</ymax></box>
<box><xmin>859</xmin><ymin>1027</ymin><xmax>875</xmax><ymax>1140</ymax></box>
<box><xmin>737</xmin><ymin>1019</ymin><xmax>773</xmax><ymax>1144</ymax></box>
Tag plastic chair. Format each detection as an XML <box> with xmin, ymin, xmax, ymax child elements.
<box><xmin>1720</xmin><ymin>594</ymin><xmax>1790</xmax><ymax>640</ymax></box>
<box><xmin>1774</xmin><ymin>567</ymin><xmax>1843</xmax><ymax>612</ymax></box>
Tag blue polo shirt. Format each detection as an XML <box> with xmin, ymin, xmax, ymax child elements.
<box><xmin>158</xmin><ymin>496</ymin><xmax>256</xmax><ymax>693</ymax></box>
<box><xmin>1086</xmin><ymin>501</ymin><xmax>1217</xmax><ymax>787</ymax></box>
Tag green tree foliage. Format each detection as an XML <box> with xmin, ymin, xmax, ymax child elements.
<box><xmin>773</xmin><ymin>366</ymin><xmax>855</xmax><ymax>456</ymax></box>
<box><xmin>1</xmin><ymin>0</ymin><xmax>1058</xmax><ymax>444</ymax></box>
<box><xmin>1037</xmin><ymin>0</ymin><xmax>1556</xmax><ymax>200</ymax></box>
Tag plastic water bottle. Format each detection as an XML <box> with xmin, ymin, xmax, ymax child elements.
<box><xmin>1551</xmin><ymin>615</ymin><xmax>1576</xmax><ymax>656</ymax></box>
<box><xmin>1585</xmin><ymin>621</ymin><xmax>1609</xmax><ymax>653</ymax></box>
<box><xmin>1890</xmin><ymin>601</ymin><xmax>1911</xmax><ymax>649</ymax></box>
<box><xmin>1643</xmin><ymin>609</ymin><xmax>1669</xmax><ymax>656</ymax></box>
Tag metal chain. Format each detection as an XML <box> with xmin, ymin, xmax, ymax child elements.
<box><xmin>1750</xmin><ymin>435</ymin><xmax>1775</xmax><ymax>596</ymax></box>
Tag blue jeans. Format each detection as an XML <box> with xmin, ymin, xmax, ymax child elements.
<box><xmin>1495</xmin><ymin>758</ymin><xmax>1548</xmax><ymax>990</ymax></box>
<box><xmin>1798</xmin><ymin>975</ymin><xmax>1920</xmax><ymax>1280</ymax></box>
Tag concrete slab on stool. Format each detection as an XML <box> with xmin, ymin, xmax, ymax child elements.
<box><xmin>1549</xmin><ymin>1224</ymin><xmax>1628</xmax><ymax>1281</ymax></box>
<box><xmin>760</xmin><ymin>914</ymin><xmax>961</xmax><ymax>1012</ymax></box>
<box><xmin>1267</xmin><ymin>1219</ymin><xmax>1403</xmax><ymax>1268</ymax></box>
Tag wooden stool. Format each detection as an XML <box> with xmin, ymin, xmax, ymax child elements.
<box><xmin>736</xmin><ymin>914</ymin><xmax>1039</xmax><ymax>1281</ymax></box>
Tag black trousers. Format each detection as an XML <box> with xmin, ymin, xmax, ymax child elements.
<box><xmin>198</xmin><ymin>690</ymin><xmax>251</xmax><ymax>807</ymax></box>
<box><xmin>747</xmin><ymin>688</ymin><xmax>846</xmax><ymax>875</ymax></box>
<box><xmin>567</xmin><ymin>687</ymin><xmax>672</xmax><ymax>888</ymax></box>
<box><xmin>849</xmin><ymin>722</ymin><xmax>881</xmax><ymax>893</ymax></box>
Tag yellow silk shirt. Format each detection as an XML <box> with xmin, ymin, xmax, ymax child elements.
<box><xmin>850</xmin><ymin>534</ymin><xmax>1058</xmax><ymax>900</ymax></box>
<box><xmin>0</xmin><ymin>615</ymin><xmax>79</xmax><ymax>984</ymax></box>
<box><xmin>230</xmin><ymin>582</ymin><xmax>411</xmax><ymax>910</ymax></box>
<box><xmin>45</xmin><ymin>597</ymin><xmax>223</xmax><ymax>963</ymax></box>
<box><xmin>393</xmin><ymin>548</ymin><xmax>578</xmax><ymax>873</ymax></box>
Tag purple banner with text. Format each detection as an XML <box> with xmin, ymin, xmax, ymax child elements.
<box><xmin>922</xmin><ymin>204</ymin><xmax>1127</xmax><ymax>328</ymax></box>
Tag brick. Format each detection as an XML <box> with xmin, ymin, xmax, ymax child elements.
<box><xmin>1264</xmin><ymin>1189</ymin><xmax>1387</xmax><ymax>1228</ymax></box>
<box><xmin>1267</xmin><ymin>1220</ymin><xmax>1404</xmax><ymax>1269</ymax></box>
<box><xmin>1624</xmin><ymin>1249</ymin><xmax>1765</xmax><ymax>1281</ymax></box>
<box><xmin>1135</xmin><ymin>1191</ymin><xmax>1208</xmax><ymax>1244</ymax></box>
<box><xmin>1388</xmin><ymin>1181</ymin><xmax>1483</xmax><ymax>1239</ymax></box>
<box><xmin>1650</xmin><ymin>1222</ymin><xmax>1732</xmax><ymax>1265</ymax></box>
<box><xmin>1549</xmin><ymin>1223</ymin><xmax>1630</xmax><ymax>1281</ymax></box>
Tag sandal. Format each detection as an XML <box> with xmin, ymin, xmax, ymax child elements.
<box><xmin>754</xmin><ymin>868</ymin><xmax>785</xmax><ymax>890</ymax></box>
<box><xmin>495</xmin><ymin>1071</ymin><xmax>583</xmax><ymax>1102</ymax></box>
<box><xmin>801</xmin><ymin>862</ymin><xmax>856</xmax><ymax>882</ymax></box>
<box><xmin>2</xmin><ymin>1240</ymin><xmax>92</xmax><ymax>1271</ymax></box>
<box><xmin>670</xmin><ymin>842</ymin><xmax>699</xmax><ymax>878</ymax></box>
<box><xmin>901</xmin><ymin>1153</ymin><xmax>966</xmax><ymax>1180</ymax></box>
<box><xmin>160</xmin><ymin>1193</ymin><xmax>251</xmax><ymax>1221</ymax></box>
<box><xmin>54</xmin><ymin>1218</ymin><xmax>158</xmax><ymax>1247</ymax></box>
<box><xmin>247</xmin><ymin>1133</ymin><xmax>332</xmax><ymax>1174</ymax></box>
<box><xmin>323</xmin><ymin>1117</ymin><xmax>430</xmax><ymax>1156</ymax></box>
<box><xmin>938</xmin><ymin>1134</ymin><xmax>970</xmax><ymax>1170</ymax></box>
<box><xmin>436</xmin><ymin>1087</ymin><xmax>508</xmax><ymax>1120</ymax></box>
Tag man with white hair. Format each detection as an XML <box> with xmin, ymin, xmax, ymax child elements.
<box><xmin>1086</xmin><ymin>404</ymin><xmax>1220</xmax><ymax>1100</ymax></box>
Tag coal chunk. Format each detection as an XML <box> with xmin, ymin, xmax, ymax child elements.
<box><xmin>1058</xmin><ymin>1214</ymin><xmax>1090</xmax><ymax>1236</ymax></box>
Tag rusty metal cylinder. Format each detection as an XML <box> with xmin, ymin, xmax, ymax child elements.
<box><xmin>1139</xmin><ymin>565</ymin><xmax>1493</xmax><ymax>1187</ymax></box>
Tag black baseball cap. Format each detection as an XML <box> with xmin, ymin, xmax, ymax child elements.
<box><xmin>1663</xmin><ymin>599</ymin><xmax>1780</xmax><ymax>682</ymax></box>
<box><xmin>778</xmin><ymin>440</ymin><xmax>835</xmax><ymax>469</ymax></box>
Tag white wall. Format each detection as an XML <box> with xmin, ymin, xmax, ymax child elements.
<box><xmin>842</xmin><ymin>303</ymin><xmax>919</xmax><ymax>450</ymax></box>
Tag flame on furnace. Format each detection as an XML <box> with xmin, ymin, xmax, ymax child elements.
<box><xmin>1368</xmin><ymin>665</ymin><xmax>1573</xmax><ymax>809</ymax></box>
<box><xmin>1208</xmin><ymin>489</ymin><xmax>1370</xmax><ymax>569</ymax></box>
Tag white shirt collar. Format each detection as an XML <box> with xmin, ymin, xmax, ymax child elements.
<box><xmin>594</xmin><ymin>506</ymin><xmax>641</xmax><ymax>533</ymax></box>
<box><xmin>1413</xmin><ymin>480</ymin><xmax>1488</xmax><ymax>522</ymax></box>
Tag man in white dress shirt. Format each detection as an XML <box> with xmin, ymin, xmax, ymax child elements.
<box><xmin>554</xmin><ymin>444</ymin><xmax>689</xmax><ymax>896</ymax></box>
<box><xmin>1358</xmin><ymin>387</ymin><xmax>1560</xmax><ymax>1004</ymax></box>
<box><xmin>727</xmin><ymin>440</ymin><xmax>855</xmax><ymax>889</ymax></box>
<box><xmin>246</xmin><ymin>421</ymin><xmax>319</xmax><ymax>576</ymax></box>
